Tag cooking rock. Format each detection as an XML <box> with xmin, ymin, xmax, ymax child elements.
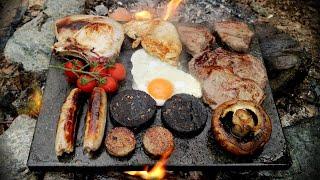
<box><xmin>0</xmin><ymin>115</ymin><xmax>36</xmax><ymax>179</ymax></box>
<box><xmin>94</xmin><ymin>4</ymin><xmax>108</xmax><ymax>16</ymax></box>
<box><xmin>255</xmin><ymin>23</ymin><xmax>302</xmax><ymax>71</ymax></box>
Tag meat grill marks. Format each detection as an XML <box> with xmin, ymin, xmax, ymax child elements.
<box><xmin>83</xmin><ymin>87</ymin><xmax>107</xmax><ymax>153</ymax></box>
<box><xmin>55</xmin><ymin>88</ymin><xmax>82</xmax><ymax>156</ymax></box>
<box><xmin>53</xmin><ymin>15</ymin><xmax>125</xmax><ymax>64</ymax></box>
<box><xmin>176</xmin><ymin>24</ymin><xmax>215</xmax><ymax>56</ymax></box>
<box><xmin>189</xmin><ymin>48</ymin><xmax>267</xmax><ymax>88</ymax></box>
<box><xmin>201</xmin><ymin>68</ymin><xmax>265</xmax><ymax>109</ymax></box>
<box><xmin>124</xmin><ymin>19</ymin><xmax>182</xmax><ymax>66</ymax></box>
<box><xmin>214</xmin><ymin>21</ymin><xmax>254</xmax><ymax>53</ymax></box>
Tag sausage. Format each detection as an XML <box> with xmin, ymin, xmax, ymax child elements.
<box><xmin>105</xmin><ymin>127</ymin><xmax>136</xmax><ymax>157</ymax></box>
<box><xmin>143</xmin><ymin>126</ymin><xmax>174</xmax><ymax>157</ymax></box>
<box><xmin>55</xmin><ymin>88</ymin><xmax>81</xmax><ymax>156</ymax></box>
<box><xmin>83</xmin><ymin>87</ymin><xmax>107</xmax><ymax>153</ymax></box>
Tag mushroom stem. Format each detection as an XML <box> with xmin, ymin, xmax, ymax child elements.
<box><xmin>231</xmin><ymin>109</ymin><xmax>254</xmax><ymax>137</ymax></box>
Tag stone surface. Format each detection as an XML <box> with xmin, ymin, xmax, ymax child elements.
<box><xmin>43</xmin><ymin>172</ymin><xmax>74</xmax><ymax>180</ymax></box>
<box><xmin>255</xmin><ymin>23</ymin><xmax>301</xmax><ymax>71</ymax></box>
<box><xmin>259</xmin><ymin>116</ymin><xmax>320</xmax><ymax>179</ymax></box>
<box><xmin>0</xmin><ymin>0</ymin><xmax>28</xmax><ymax>51</ymax></box>
<box><xmin>94</xmin><ymin>4</ymin><xmax>108</xmax><ymax>16</ymax></box>
<box><xmin>254</xmin><ymin>22</ymin><xmax>310</xmax><ymax>92</ymax></box>
<box><xmin>4</xmin><ymin>0</ymin><xmax>85</xmax><ymax>72</ymax></box>
<box><xmin>0</xmin><ymin>115</ymin><xmax>36</xmax><ymax>180</ymax></box>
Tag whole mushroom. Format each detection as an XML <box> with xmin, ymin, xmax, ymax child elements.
<box><xmin>212</xmin><ymin>100</ymin><xmax>272</xmax><ymax>156</ymax></box>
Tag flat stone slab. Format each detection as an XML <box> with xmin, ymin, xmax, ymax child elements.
<box><xmin>0</xmin><ymin>115</ymin><xmax>36</xmax><ymax>180</ymax></box>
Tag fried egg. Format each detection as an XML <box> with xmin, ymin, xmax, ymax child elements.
<box><xmin>131</xmin><ymin>49</ymin><xmax>202</xmax><ymax>106</ymax></box>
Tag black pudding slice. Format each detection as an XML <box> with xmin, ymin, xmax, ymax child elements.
<box><xmin>161</xmin><ymin>94</ymin><xmax>208</xmax><ymax>137</ymax></box>
<box><xmin>110</xmin><ymin>90</ymin><xmax>157</xmax><ymax>128</ymax></box>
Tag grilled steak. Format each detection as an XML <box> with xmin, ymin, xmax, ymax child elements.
<box><xmin>189</xmin><ymin>48</ymin><xmax>267</xmax><ymax>88</ymax></box>
<box><xmin>201</xmin><ymin>67</ymin><xmax>265</xmax><ymax>109</ymax></box>
<box><xmin>53</xmin><ymin>15</ymin><xmax>124</xmax><ymax>64</ymax></box>
<box><xmin>177</xmin><ymin>25</ymin><xmax>214</xmax><ymax>56</ymax></box>
<box><xmin>214</xmin><ymin>21</ymin><xmax>254</xmax><ymax>52</ymax></box>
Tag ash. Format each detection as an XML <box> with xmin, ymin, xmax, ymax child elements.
<box><xmin>86</xmin><ymin>0</ymin><xmax>257</xmax><ymax>23</ymax></box>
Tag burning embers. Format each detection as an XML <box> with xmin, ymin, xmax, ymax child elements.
<box><xmin>134</xmin><ymin>10</ymin><xmax>153</xmax><ymax>20</ymax></box>
<box><xmin>163</xmin><ymin>0</ymin><xmax>183</xmax><ymax>20</ymax></box>
<box><xmin>110</xmin><ymin>0</ymin><xmax>183</xmax><ymax>21</ymax></box>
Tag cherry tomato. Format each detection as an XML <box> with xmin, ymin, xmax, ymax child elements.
<box><xmin>105</xmin><ymin>63</ymin><xmax>126</xmax><ymax>81</ymax></box>
<box><xmin>64</xmin><ymin>59</ymin><xmax>85</xmax><ymax>81</ymax></box>
<box><xmin>76</xmin><ymin>75</ymin><xmax>97</xmax><ymax>93</ymax></box>
<box><xmin>89</xmin><ymin>65</ymin><xmax>109</xmax><ymax>77</ymax></box>
<box><xmin>99</xmin><ymin>76</ymin><xmax>118</xmax><ymax>93</ymax></box>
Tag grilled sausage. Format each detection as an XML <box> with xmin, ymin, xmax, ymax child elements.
<box><xmin>83</xmin><ymin>87</ymin><xmax>107</xmax><ymax>153</ymax></box>
<box><xmin>55</xmin><ymin>88</ymin><xmax>81</xmax><ymax>156</ymax></box>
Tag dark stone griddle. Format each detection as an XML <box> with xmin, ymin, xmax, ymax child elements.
<box><xmin>27</xmin><ymin>36</ymin><xmax>291</xmax><ymax>171</ymax></box>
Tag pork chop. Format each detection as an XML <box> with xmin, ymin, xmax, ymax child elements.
<box><xmin>124</xmin><ymin>19</ymin><xmax>182</xmax><ymax>66</ymax></box>
<box><xmin>176</xmin><ymin>25</ymin><xmax>214</xmax><ymax>56</ymax></box>
<box><xmin>189</xmin><ymin>48</ymin><xmax>267</xmax><ymax>88</ymax></box>
<box><xmin>53</xmin><ymin>15</ymin><xmax>125</xmax><ymax>64</ymax></box>
<box><xmin>214</xmin><ymin>21</ymin><xmax>254</xmax><ymax>52</ymax></box>
<box><xmin>201</xmin><ymin>67</ymin><xmax>265</xmax><ymax>109</ymax></box>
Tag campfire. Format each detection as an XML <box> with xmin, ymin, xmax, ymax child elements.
<box><xmin>125</xmin><ymin>148</ymin><xmax>173</xmax><ymax>179</ymax></box>
<box><xmin>134</xmin><ymin>10</ymin><xmax>153</xmax><ymax>20</ymax></box>
<box><xmin>26</xmin><ymin>0</ymin><xmax>311</xmax><ymax>178</ymax></box>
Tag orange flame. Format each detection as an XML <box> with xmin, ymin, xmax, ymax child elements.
<box><xmin>135</xmin><ymin>10</ymin><xmax>153</xmax><ymax>20</ymax></box>
<box><xmin>163</xmin><ymin>0</ymin><xmax>183</xmax><ymax>20</ymax></box>
<box><xmin>125</xmin><ymin>148</ymin><xmax>173</xmax><ymax>179</ymax></box>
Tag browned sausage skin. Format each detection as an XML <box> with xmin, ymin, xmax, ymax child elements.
<box><xmin>55</xmin><ymin>88</ymin><xmax>82</xmax><ymax>156</ymax></box>
<box><xmin>83</xmin><ymin>87</ymin><xmax>107</xmax><ymax>153</ymax></box>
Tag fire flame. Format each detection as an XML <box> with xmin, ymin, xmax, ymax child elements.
<box><xmin>17</xmin><ymin>85</ymin><xmax>42</xmax><ymax>118</ymax></box>
<box><xmin>135</xmin><ymin>10</ymin><xmax>153</xmax><ymax>20</ymax></box>
<box><xmin>125</xmin><ymin>148</ymin><xmax>173</xmax><ymax>179</ymax></box>
<box><xmin>163</xmin><ymin>0</ymin><xmax>183</xmax><ymax>20</ymax></box>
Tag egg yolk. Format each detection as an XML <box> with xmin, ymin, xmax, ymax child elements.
<box><xmin>147</xmin><ymin>78</ymin><xmax>174</xmax><ymax>100</ymax></box>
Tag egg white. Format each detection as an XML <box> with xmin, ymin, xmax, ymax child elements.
<box><xmin>131</xmin><ymin>49</ymin><xmax>202</xmax><ymax>106</ymax></box>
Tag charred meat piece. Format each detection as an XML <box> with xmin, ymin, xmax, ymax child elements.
<box><xmin>161</xmin><ymin>94</ymin><xmax>208</xmax><ymax>137</ymax></box>
<box><xmin>83</xmin><ymin>87</ymin><xmax>107</xmax><ymax>153</ymax></box>
<box><xmin>201</xmin><ymin>67</ymin><xmax>265</xmax><ymax>109</ymax></box>
<box><xmin>214</xmin><ymin>21</ymin><xmax>254</xmax><ymax>52</ymax></box>
<box><xmin>55</xmin><ymin>88</ymin><xmax>81</xmax><ymax>156</ymax></box>
<box><xmin>124</xmin><ymin>19</ymin><xmax>182</xmax><ymax>66</ymax></box>
<box><xmin>110</xmin><ymin>90</ymin><xmax>156</xmax><ymax>128</ymax></box>
<box><xmin>143</xmin><ymin>126</ymin><xmax>174</xmax><ymax>157</ymax></box>
<box><xmin>189</xmin><ymin>48</ymin><xmax>267</xmax><ymax>88</ymax></box>
<box><xmin>105</xmin><ymin>127</ymin><xmax>136</xmax><ymax>157</ymax></box>
<box><xmin>53</xmin><ymin>15</ymin><xmax>125</xmax><ymax>64</ymax></box>
<box><xmin>177</xmin><ymin>25</ymin><xmax>214</xmax><ymax>56</ymax></box>
<box><xmin>212</xmin><ymin>100</ymin><xmax>272</xmax><ymax>156</ymax></box>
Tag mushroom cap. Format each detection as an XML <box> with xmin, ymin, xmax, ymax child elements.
<box><xmin>211</xmin><ymin>99</ymin><xmax>272</xmax><ymax>156</ymax></box>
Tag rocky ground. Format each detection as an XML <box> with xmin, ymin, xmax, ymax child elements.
<box><xmin>0</xmin><ymin>0</ymin><xmax>319</xmax><ymax>179</ymax></box>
